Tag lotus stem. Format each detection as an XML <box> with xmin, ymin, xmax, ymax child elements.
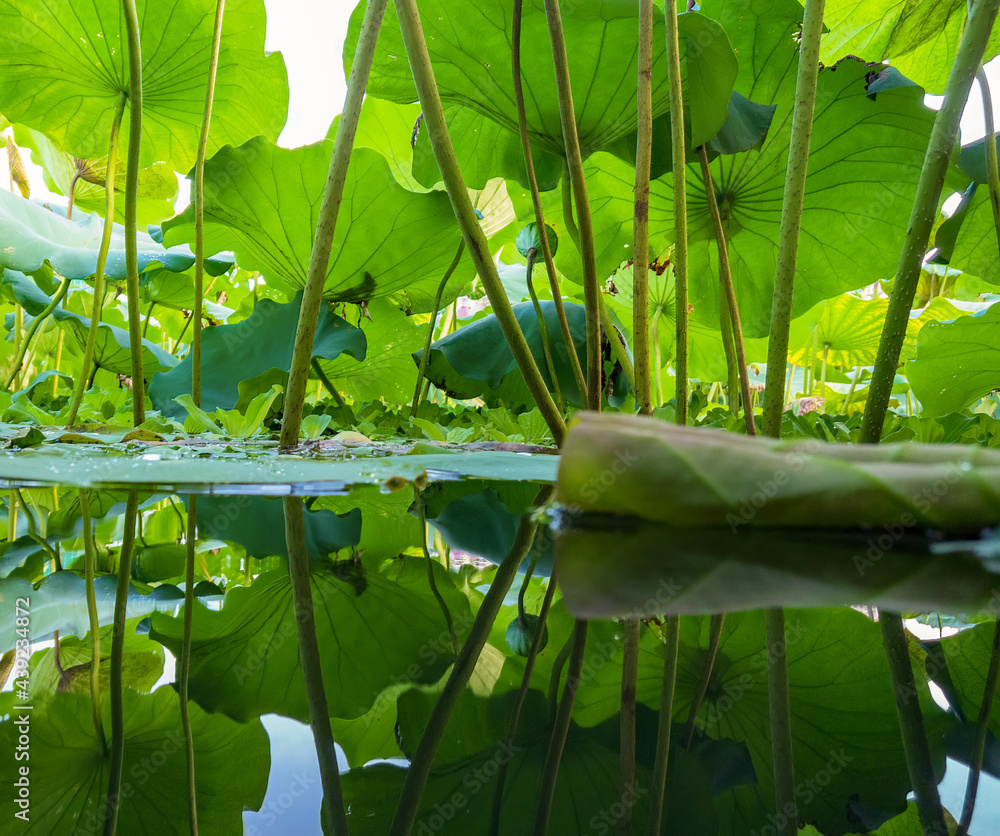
<box><xmin>192</xmin><ymin>0</ymin><xmax>226</xmax><ymax>409</ymax></box>
<box><xmin>388</xmin><ymin>498</ymin><xmax>542</xmax><ymax>835</ymax></box>
<box><xmin>180</xmin><ymin>495</ymin><xmax>199</xmax><ymax>835</ymax></box>
<box><xmin>542</xmin><ymin>0</ymin><xmax>602</xmax><ymax>411</ymax></box>
<box><xmin>859</xmin><ymin>0</ymin><xmax>1000</xmax><ymax>444</ymax></box>
<box><xmin>719</xmin><ymin>294</ymin><xmax>739</xmax><ymax>414</ymax></box>
<box><xmin>279</xmin><ymin>0</ymin><xmax>389</xmax><ymax>449</ymax></box>
<box><xmin>767</xmin><ymin>607</ymin><xmax>797</xmax><ymax>836</ymax></box>
<box><xmin>512</xmin><ymin>0</ymin><xmax>587</xmax><ymax>404</ymax></box>
<box><xmin>79</xmin><ymin>489</ymin><xmax>106</xmax><ymax>753</ymax></box>
<box><xmin>393</xmin><ymin>0</ymin><xmax>566</xmax><ymax>445</ymax></box>
<box><xmin>561</xmin><ymin>165</ymin><xmax>580</xmax><ymax>249</ymax></box>
<box><xmin>634</xmin><ymin>0</ymin><xmax>654</xmax><ymax>416</ymax></box>
<box><xmin>880</xmin><ymin>612</ymin><xmax>949</xmax><ymax>834</ymax></box>
<box><xmin>648</xmin><ymin>614</ymin><xmax>680</xmax><ymax>834</ymax></box>
<box><xmin>283</xmin><ymin>496</ymin><xmax>349</xmax><ymax>836</ymax></box>
<box><xmin>698</xmin><ymin>146</ymin><xmax>756</xmax><ymax>434</ymax></box>
<box><xmin>310</xmin><ymin>358</ymin><xmax>352</xmax><ymax>419</ymax></box>
<box><xmin>103</xmin><ymin>491</ymin><xmax>140</xmax><ymax>836</ymax></box>
<box><xmin>67</xmin><ymin>95</ymin><xmax>126</xmax><ymax>425</ymax></box>
<box><xmin>600</xmin><ymin>295</ymin><xmax>637</xmax><ymax>392</ymax></box>
<box><xmin>619</xmin><ymin>619</ymin><xmax>641</xmax><ymax>836</ymax></box>
<box><xmin>843</xmin><ymin>364</ymin><xmax>862</xmax><ymax>412</ymax></box>
<box><xmin>526</xmin><ymin>248</ymin><xmax>566</xmax><ymax>410</ymax></box>
<box><xmin>976</xmin><ymin>67</ymin><xmax>1000</xmax><ymax>268</ymax></box>
<box><xmin>490</xmin><ymin>567</ymin><xmax>558</xmax><ymax>836</ymax></box>
<box><xmin>761</xmin><ymin>0</ymin><xmax>825</xmax><ymax>437</ymax></box>
<box><xmin>683</xmin><ymin>612</ymin><xmax>726</xmax><ymax>748</ymax></box>
<box><xmin>411</xmin><ymin>240</ymin><xmax>465</xmax><ymax>416</ymax></box>
<box><xmin>663</xmin><ymin>3</ymin><xmax>688</xmax><ymax>425</ymax></box>
<box><xmin>532</xmin><ymin>618</ymin><xmax>588</xmax><ymax>836</ymax></box>
<box><xmin>956</xmin><ymin>617</ymin><xmax>1000</xmax><ymax>836</ymax></box>
<box><xmin>3</xmin><ymin>275</ymin><xmax>71</xmax><ymax>390</ymax></box>
<box><xmin>415</xmin><ymin>485</ymin><xmax>458</xmax><ymax>654</ymax></box>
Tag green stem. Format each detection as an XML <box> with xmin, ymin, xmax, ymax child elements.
<box><xmin>880</xmin><ymin>613</ymin><xmax>949</xmax><ymax>834</ymax></box>
<box><xmin>490</xmin><ymin>569</ymin><xmax>558</xmax><ymax>836</ymax></box>
<box><xmin>561</xmin><ymin>165</ymin><xmax>580</xmax><ymax>249</ymax></box>
<box><xmin>843</xmin><ymin>364</ymin><xmax>862</xmax><ymax>412</ymax></box>
<box><xmin>859</xmin><ymin>0</ymin><xmax>1000</xmax><ymax>444</ymax></box>
<box><xmin>3</xmin><ymin>275</ymin><xmax>71</xmax><ymax>389</ymax></box>
<box><xmin>785</xmin><ymin>362</ymin><xmax>795</xmax><ymax>404</ymax></box>
<box><xmin>279</xmin><ymin>0</ymin><xmax>389</xmax><ymax>448</ymax></box>
<box><xmin>698</xmin><ymin>146</ymin><xmax>756</xmax><ymax>434</ymax></box>
<box><xmin>956</xmin><ymin>617</ymin><xmax>1000</xmax><ymax>836</ymax></box>
<box><xmin>619</xmin><ymin>619</ymin><xmax>641</xmax><ymax>836</ymax></box>
<box><xmin>819</xmin><ymin>343</ymin><xmax>829</xmax><ymax>397</ymax></box>
<box><xmin>283</xmin><ymin>497</ymin><xmax>349</xmax><ymax>836</ymax></box>
<box><xmin>683</xmin><ymin>612</ymin><xmax>726</xmax><ymax>748</ymax></box>
<box><xmin>415</xmin><ymin>485</ymin><xmax>457</xmax><ymax>654</ymax></box>
<box><xmin>103</xmin><ymin>492</ymin><xmax>140</xmax><ymax>836</ymax></box>
<box><xmin>767</xmin><ymin>607</ymin><xmax>796</xmax><ymax>836</ymax></box>
<box><xmin>547</xmin><ymin>631</ymin><xmax>573</xmax><ymax>713</ymax></box>
<box><xmin>652</xmin><ymin>313</ymin><xmax>664</xmax><ymax>407</ymax></box>
<box><xmin>600</xmin><ymin>296</ymin><xmax>637</xmax><ymax>392</ymax></box>
<box><xmin>411</xmin><ymin>240</ymin><xmax>465</xmax><ymax>417</ymax></box>
<box><xmin>719</xmin><ymin>292</ymin><xmax>739</xmax><ymax>414</ymax></box>
<box><xmin>633</xmin><ymin>0</ymin><xmax>654</xmax><ymax>416</ymax></box>
<box><xmin>67</xmin><ymin>95</ymin><xmax>127</xmax><ymax>425</ymax></box>
<box><xmin>122</xmin><ymin>0</ymin><xmax>145</xmax><ymax>425</ymax></box>
<box><xmin>180</xmin><ymin>496</ymin><xmax>199</xmax><ymax>836</ymax></box>
<box><xmin>79</xmin><ymin>490</ymin><xmax>106</xmax><ymax>754</ymax></box>
<box><xmin>977</xmin><ymin>66</ymin><xmax>1000</xmax><ymax>267</ymax></box>
<box><xmin>310</xmin><ymin>357</ymin><xmax>352</xmax><ymax>418</ymax></box>
<box><xmin>760</xmin><ymin>0</ymin><xmax>826</xmax><ymax>438</ymax></box>
<box><xmin>648</xmin><ymin>614</ymin><xmax>680</xmax><ymax>835</ymax></box>
<box><xmin>512</xmin><ymin>0</ymin><xmax>587</xmax><ymax>405</ymax></box>
<box><xmin>543</xmin><ymin>0</ymin><xmax>601</xmax><ymax>411</ymax></box>
<box><xmin>663</xmin><ymin>3</ymin><xmax>688</xmax><ymax>425</ymax></box>
<box><xmin>388</xmin><ymin>502</ymin><xmax>542</xmax><ymax>835</ymax></box>
<box><xmin>192</xmin><ymin>0</ymin><xmax>226</xmax><ymax>410</ymax></box>
<box><xmin>532</xmin><ymin>618</ymin><xmax>588</xmax><ymax>836</ymax></box>
<box><xmin>526</xmin><ymin>248</ymin><xmax>566</xmax><ymax>411</ymax></box>
<box><xmin>393</xmin><ymin>0</ymin><xmax>566</xmax><ymax>445</ymax></box>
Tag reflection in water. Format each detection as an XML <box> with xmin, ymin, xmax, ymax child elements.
<box><xmin>0</xmin><ymin>483</ymin><xmax>998</xmax><ymax>834</ymax></box>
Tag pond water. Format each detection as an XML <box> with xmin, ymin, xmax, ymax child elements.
<box><xmin>1</xmin><ymin>467</ymin><xmax>999</xmax><ymax>835</ymax></box>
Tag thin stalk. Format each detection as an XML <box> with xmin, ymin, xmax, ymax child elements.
<box><xmin>683</xmin><ymin>612</ymin><xmax>726</xmax><ymax>748</ymax></box>
<box><xmin>663</xmin><ymin>3</ymin><xmax>688</xmax><ymax>425</ymax></box>
<box><xmin>3</xmin><ymin>275</ymin><xmax>71</xmax><ymax>389</ymax></box>
<box><xmin>52</xmin><ymin>329</ymin><xmax>65</xmax><ymax>397</ymax></box>
<box><xmin>10</xmin><ymin>306</ymin><xmax>22</xmax><ymax>389</ymax></box>
<box><xmin>805</xmin><ymin>329</ymin><xmax>818</xmax><ymax>395</ymax></box>
<box><xmin>648</xmin><ymin>614</ymin><xmax>680</xmax><ymax>834</ymax></box>
<box><xmin>411</xmin><ymin>240</ymin><xmax>465</xmax><ymax>416</ymax></box>
<box><xmin>760</xmin><ymin>0</ymin><xmax>826</xmax><ymax>438</ymax></box>
<box><xmin>103</xmin><ymin>492</ymin><xmax>140</xmax><ymax>836</ymax></box>
<box><xmin>67</xmin><ymin>172</ymin><xmax>80</xmax><ymax>220</ymax></box>
<box><xmin>547</xmin><ymin>631</ymin><xmax>573</xmax><ymax>711</ymax></box>
<box><xmin>142</xmin><ymin>300</ymin><xmax>155</xmax><ymax>339</ymax></box>
<box><xmin>719</xmin><ymin>293</ymin><xmax>739</xmax><ymax>415</ymax></box>
<box><xmin>311</xmin><ymin>358</ymin><xmax>352</xmax><ymax>417</ymax></box>
<box><xmin>880</xmin><ymin>613</ymin><xmax>949</xmax><ymax>834</ymax></box>
<box><xmin>767</xmin><ymin>607</ymin><xmax>796</xmax><ymax>836</ymax></box>
<box><xmin>543</xmin><ymin>0</ymin><xmax>602</xmax><ymax>411</ymax></box>
<box><xmin>180</xmin><ymin>496</ymin><xmax>199</xmax><ymax>835</ymax></box>
<box><xmin>785</xmin><ymin>363</ymin><xmax>795</xmax><ymax>404</ymax></box>
<box><xmin>415</xmin><ymin>486</ymin><xmax>458</xmax><ymax>654</ymax></box>
<box><xmin>79</xmin><ymin>490</ymin><xmax>106</xmax><ymax>753</ymax></box>
<box><xmin>526</xmin><ymin>248</ymin><xmax>565</xmax><ymax>410</ymax></box>
<box><xmin>819</xmin><ymin>344</ymin><xmax>830</xmax><ymax>396</ymax></box>
<box><xmin>619</xmin><ymin>619</ymin><xmax>641</xmax><ymax>836</ymax></box>
<box><xmin>600</xmin><ymin>296</ymin><xmax>637</xmax><ymax>391</ymax></box>
<box><xmin>843</xmin><ymin>364</ymin><xmax>862</xmax><ymax>412</ymax></box>
<box><xmin>122</xmin><ymin>0</ymin><xmax>144</xmax><ymax>425</ymax></box>
<box><xmin>67</xmin><ymin>95</ymin><xmax>126</xmax><ymax>425</ymax></box>
<box><xmin>561</xmin><ymin>167</ymin><xmax>580</xmax><ymax>248</ymax></box>
<box><xmin>956</xmin><ymin>617</ymin><xmax>1000</xmax><ymax>836</ymax></box>
<box><xmin>283</xmin><ymin>497</ymin><xmax>349</xmax><ymax>836</ymax></box>
<box><xmin>512</xmin><ymin>0</ymin><xmax>587</xmax><ymax>404</ymax></box>
<box><xmin>652</xmin><ymin>314</ymin><xmax>664</xmax><ymax>407</ymax></box>
<box><xmin>859</xmin><ymin>0</ymin><xmax>1000</xmax><ymax>444</ymax></box>
<box><xmin>393</xmin><ymin>0</ymin><xmax>566</xmax><ymax>445</ymax></box>
<box><xmin>279</xmin><ymin>0</ymin><xmax>389</xmax><ymax>448</ymax></box>
<box><xmin>634</xmin><ymin>0</ymin><xmax>654</xmax><ymax>415</ymax></box>
<box><xmin>977</xmin><ymin>67</ymin><xmax>1000</xmax><ymax>261</ymax></box>
<box><xmin>192</xmin><ymin>0</ymin><xmax>226</xmax><ymax>409</ymax></box>
<box><xmin>698</xmin><ymin>146</ymin><xmax>756</xmax><ymax>434</ymax></box>
<box><xmin>532</xmin><ymin>618</ymin><xmax>588</xmax><ymax>836</ymax></box>
<box><xmin>388</xmin><ymin>503</ymin><xmax>542</xmax><ymax>835</ymax></box>
<box><xmin>489</xmin><ymin>569</ymin><xmax>558</xmax><ymax>836</ymax></box>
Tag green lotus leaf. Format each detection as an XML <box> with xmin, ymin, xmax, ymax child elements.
<box><xmin>329</xmin><ymin>97</ymin><xmax>426</xmax><ymax>192</ymax></box>
<box><xmin>348</xmin><ymin>0</ymin><xmax>737</xmax><ymax>186</ymax></box>
<box><xmin>0</xmin><ymin>689</ymin><xmax>269</xmax><ymax>834</ymax></box>
<box><xmin>908</xmin><ymin>303</ymin><xmax>1000</xmax><ymax>415</ymax></box>
<box><xmin>162</xmin><ymin>138</ymin><xmax>471</xmax><ymax>311</ymax></box>
<box><xmin>149</xmin><ymin>557</ymin><xmax>473</xmax><ymax>722</ymax></box>
<box><xmin>933</xmin><ymin>621</ymin><xmax>1000</xmax><ymax>740</ymax></box>
<box><xmin>821</xmin><ymin>0</ymin><xmax>1000</xmax><ymax>93</ymax></box>
<box><xmin>0</xmin><ymin>0</ymin><xmax>288</xmax><ymax>170</ymax></box>
<box><xmin>148</xmin><ymin>291</ymin><xmax>366</xmax><ymax>420</ymax></box>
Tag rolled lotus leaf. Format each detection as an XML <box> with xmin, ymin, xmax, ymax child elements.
<box><xmin>555</xmin><ymin>414</ymin><xmax>1000</xmax><ymax>532</ymax></box>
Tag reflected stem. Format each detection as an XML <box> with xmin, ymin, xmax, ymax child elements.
<box><xmin>180</xmin><ymin>496</ymin><xmax>199</xmax><ymax>836</ymax></box>
<box><xmin>283</xmin><ymin>496</ymin><xmax>349</xmax><ymax>836</ymax></box>
<box><xmin>633</xmin><ymin>0</ymin><xmax>654</xmax><ymax>416</ymax></box>
<box><xmin>532</xmin><ymin>618</ymin><xmax>588</xmax><ymax>836</ymax></box>
<box><xmin>648</xmin><ymin>614</ymin><xmax>680</xmax><ymax>835</ymax></box>
<box><xmin>619</xmin><ymin>619</ymin><xmax>641</xmax><ymax>836</ymax></box>
<box><xmin>682</xmin><ymin>612</ymin><xmax>726</xmax><ymax>749</ymax></box>
<box><xmin>415</xmin><ymin>485</ymin><xmax>457</xmax><ymax>654</ymax></box>
<box><xmin>104</xmin><ymin>491</ymin><xmax>141</xmax><ymax>836</ymax></box>
<box><xmin>388</xmin><ymin>493</ymin><xmax>545</xmax><ymax>836</ymax></box>
<box><xmin>767</xmin><ymin>607</ymin><xmax>796</xmax><ymax>836</ymax></box>
<box><xmin>79</xmin><ymin>489</ymin><xmax>107</xmax><ymax>755</ymax></box>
